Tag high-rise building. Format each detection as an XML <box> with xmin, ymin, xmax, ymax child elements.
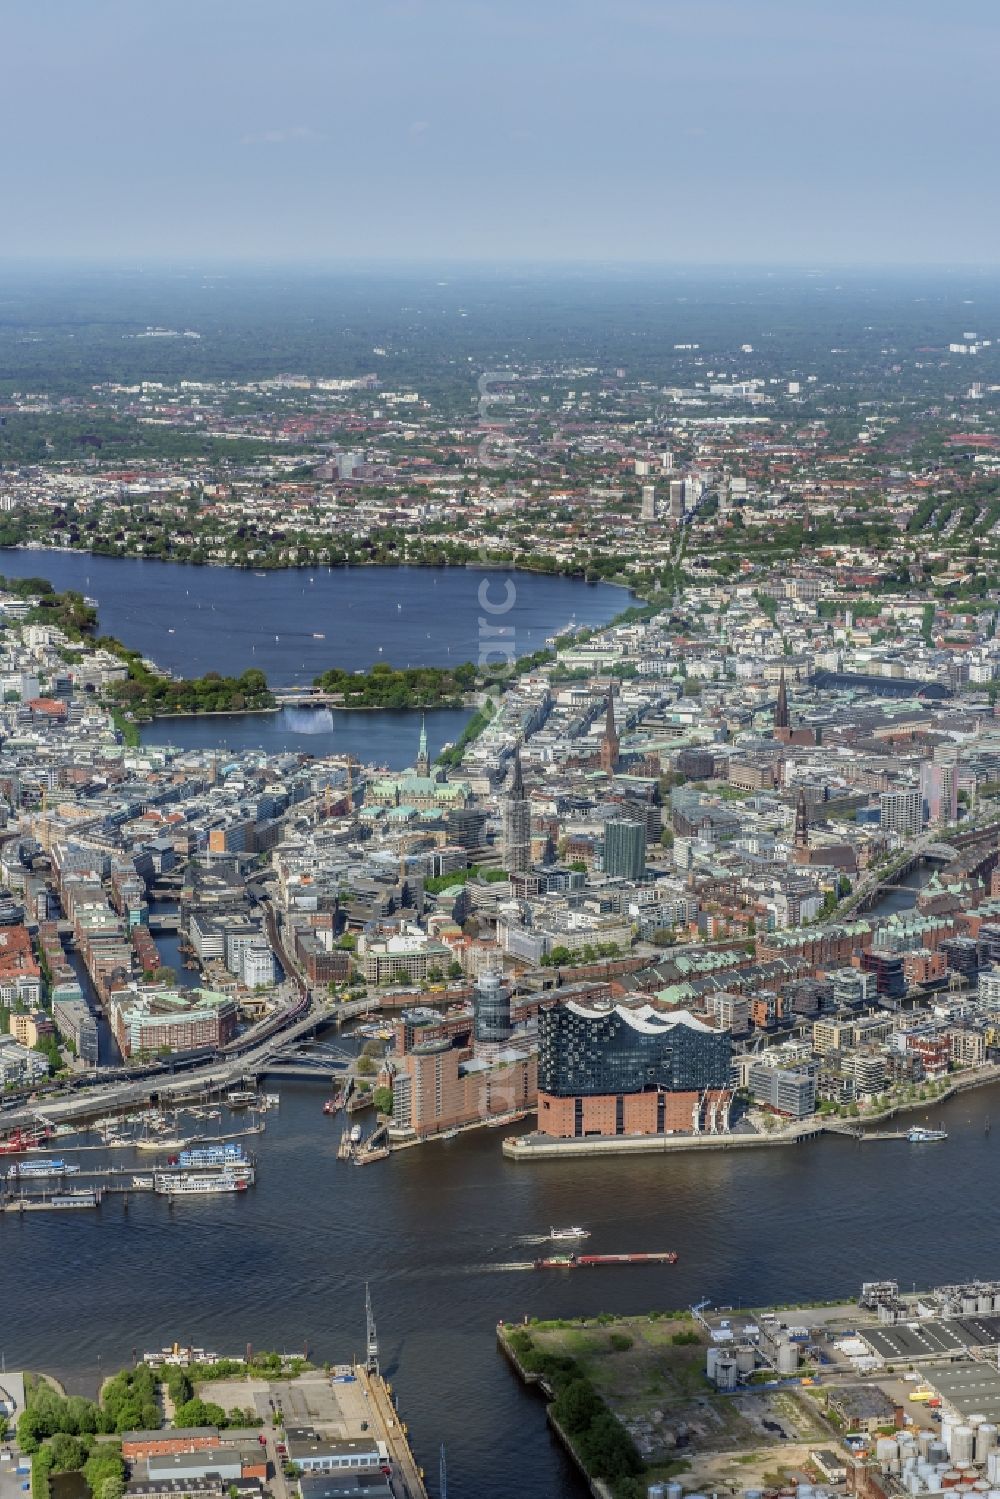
<box><xmin>539</xmin><ymin>1002</ymin><xmax>731</xmax><ymax>1095</ymax></box>
<box><xmin>920</xmin><ymin>760</ymin><xmax>958</xmax><ymax>827</ymax></box>
<box><xmin>640</xmin><ymin>484</ymin><xmax>657</xmax><ymax>520</ymax></box>
<box><xmin>537</xmin><ymin>1001</ymin><xmax>733</xmax><ymax>1139</ymax></box>
<box><xmin>600</xmin><ymin>690</ymin><xmax>619</xmax><ymax>774</ymax></box>
<box><xmin>603</xmin><ymin>818</ymin><xmax>646</xmax><ymax>880</ymax></box>
<box><xmin>473</xmin><ymin>970</ymin><xmax>512</xmax><ymax>1045</ymax></box>
<box><xmin>879</xmin><ymin>789</ymin><xmax>922</xmax><ymax>837</ymax></box>
<box><xmin>501</xmin><ymin>751</ymin><xmax>531</xmax><ymax>874</ymax></box>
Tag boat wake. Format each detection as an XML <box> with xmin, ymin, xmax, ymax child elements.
<box><xmin>472</xmin><ymin>1261</ymin><xmax>536</xmax><ymax>1274</ymax></box>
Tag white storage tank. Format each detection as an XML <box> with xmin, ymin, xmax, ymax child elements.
<box><xmin>777</xmin><ymin>1341</ymin><xmax>799</xmax><ymax>1375</ymax></box>
<box><xmin>665</xmin><ymin>1485</ymin><xmax>683</xmax><ymax>1499</ymax></box>
<box><xmin>706</xmin><ymin>1347</ymin><xmax>721</xmax><ymax>1379</ymax></box>
<box><xmin>736</xmin><ymin>1345</ymin><xmax>757</xmax><ymax>1376</ymax></box>
<box><xmin>919</xmin><ymin>1435</ymin><xmax>934</xmax><ymax>1459</ymax></box>
<box><xmin>715</xmin><ymin>1358</ymin><xmax>738</xmax><ymax>1392</ymax></box>
<box><xmin>963</xmin><ymin>1296</ymin><xmax>978</xmax><ymax>1314</ymax></box>
<box><xmin>942</xmin><ymin>1420</ymin><xmax>955</xmax><ymax>1453</ymax></box>
<box><xmin>979</xmin><ymin>1297</ymin><xmax>993</xmax><ymax>1314</ymax></box>
<box><xmin>879</xmin><ymin>1440</ymin><xmax>901</xmax><ymax>1465</ymax></box>
<box><xmin>989</xmin><ymin>1453</ymin><xmax>1000</xmax><ymax>1485</ymax></box>
<box><xmin>978</xmin><ymin>1427</ymin><xmax>999</xmax><ymax>1463</ymax></box>
<box><xmin>953</xmin><ymin>1430</ymin><xmax>977</xmax><ymax>1466</ymax></box>
<box><xmin>647</xmin><ymin>1486</ymin><xmax>666</xmax><ymax>1499</ymax></box>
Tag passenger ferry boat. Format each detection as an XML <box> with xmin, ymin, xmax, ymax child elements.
<box><xmin>549</xmin><ymin>1226</ymin><xmax>590</xmax><ymax>1241</ymax></box>
<box><xmin>172</xmin><ymin>1145</ymin><xmax>248</xmax><ymax>1168</ymax></box>
<box><xmin>907</xmin><ymin>1126</ymin><xmax>948</xmax><ymax>1143</ymax></box>
<box><xmin>8</xmin><ymin>1159</ymin><xmax>80</xmax><ymax>1179</ymax></box>
<box><xmin>153</xmin><ymin>1172</ymin><xmax>249</xmax><ymax>1197</ymax></box>
<box><xmin>225</xmin><ymin>1089</ymin><xmax>258</xmax><ymax>1109</ymax></box>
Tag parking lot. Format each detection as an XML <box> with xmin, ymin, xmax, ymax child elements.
<box><xmin>207</xmin><ymin>1370</ymin><xmax>375</xmax><ymax>1440</ymax></box>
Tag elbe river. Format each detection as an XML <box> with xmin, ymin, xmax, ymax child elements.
<box><xmin>3</xmin><ymin>556</ymin><xmax>998</xmax><ymax>1497</ymax></box>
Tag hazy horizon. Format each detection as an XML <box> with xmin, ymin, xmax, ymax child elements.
<box><xmin>5</xmin><ymin>0</ymin><xmax>1000</xmax><ymax>267</ymax></box>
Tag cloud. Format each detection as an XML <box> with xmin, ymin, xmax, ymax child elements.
<box><xmin>239</xmin><ymin>126</ymin><xmax>323</xmax><ymax>146</ymax></box>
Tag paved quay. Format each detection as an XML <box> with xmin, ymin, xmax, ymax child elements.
<box><xmin>503</xmin><ymin>1063</ymin><xmax>1000</xmax><ymax>1160</ymax></box>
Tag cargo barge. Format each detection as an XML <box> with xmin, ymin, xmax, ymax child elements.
<box><xmin>533</xmin><ymin>1251</ymin><xmax>679</xmax><ymax>1269</ymax></box>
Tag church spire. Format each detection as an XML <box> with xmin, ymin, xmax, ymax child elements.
<box><xmin>416</xmin><ymin>712</ymin><xmax>429</xmax><ymax>777</ymax></box>
<box><xmin>775</xmin><ymin>667</ymin><xmax>789</xmax><ymax>731</ymax></box>
<box><xmin>509</xmin><ymin>747</ymin><xmax>525</xmax><ymax>799</ymax></box>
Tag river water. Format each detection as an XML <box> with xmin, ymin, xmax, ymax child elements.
<box><xmin>6</xmin><ymin>851</ymin><xmax>987</xmax><ymax>1499</ymax></box>
<box><xmin>4</xmin><ymin>1075</ymin><xmax>1000</xmax><ymax>1499</ymax></box>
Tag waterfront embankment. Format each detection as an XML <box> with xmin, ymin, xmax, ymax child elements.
<box><xmin>503</xmin><ymin>1063</ymin><xmax>1000</xmax><ymax>1161</ymax></box>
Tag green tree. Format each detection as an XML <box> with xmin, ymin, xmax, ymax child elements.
<box><xmin>173</xmin><ymin>1397</ymin><xmax>227</xmax><ymax>1429</ymax></box>
<box><xmin>552</xmin><ymin>1380</ymin><xmax>601</xmax><ymax>1436</ymax></box>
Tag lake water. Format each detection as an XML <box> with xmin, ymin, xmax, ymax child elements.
<box><xmin>139</xmin><ymin>704</ymin><xmax>473</xmax><ymax>770</ymax></box>
<box><xmin>0</xmin><ymin>551</ymin><xmax>631</xmax><ymax>686</ymax></box>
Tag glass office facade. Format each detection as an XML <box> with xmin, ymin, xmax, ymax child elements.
<box><xmin>538</xmin><ymin>1003</ymin><xmax>731</xmax><ymax>1097</ymax></box>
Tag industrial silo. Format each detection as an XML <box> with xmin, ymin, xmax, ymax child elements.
<box><xmin>953</xmin><ymin>1429</ymin><xmax>977</xmax><ymax>1466</ymax></box>
<box><xmin>977</xmin><ymin>1427</ymin><xmax>998</xmax><ymax>1463</ymax></box>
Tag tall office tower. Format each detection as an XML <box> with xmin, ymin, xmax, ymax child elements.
<box><xmin>661</xmin><ymin>448</ymin><xmax>674</xmax><ymax>472</ymax></box>
<box><xmin>879</xmin><ymin>789</ymin><xmax>922</xmax><ymax>838</ymax></box>
<box><xmin>774</xmin><ymin>668</ymin><xmax>789</xmax><ymax>731</ymax></box>
<box><xmin>600</xmin><ymin>689</ymin><xmax>620</xmax><ymax>774</ymax></box>
<box><xmin>640</xmin><ymin>484</ymin><xmax>657</xmax><ymax>520</ymax></box>
<box><xmin>603</xmin><ymin>818</ymin><xmax>647</xmax><ymax>880</ymax></box>
<box><xmin>919</xmin><ymin>760</ymin><xmax>958</xmax><ymax>826</ymax></box>
<box><xmin>474</xmin><ymin>970</ymin><xmax>512</xmax><ymax>1045</ymax></box>
<box><xmin>501</xmin><ymin>750</ymin><xmax>531</xmax><ymax>873</ymax></box>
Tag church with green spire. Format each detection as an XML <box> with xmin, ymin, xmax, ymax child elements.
<box><xmin>366</xmin><ymin>713</ymin><xmax>470</xmax><ymax>813</ymax></box>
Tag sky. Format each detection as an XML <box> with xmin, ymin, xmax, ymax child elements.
<box><xmin>4</xmin><ymin>0</ymin><xmax>1000</xmax><ymax>266</ymax></box>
